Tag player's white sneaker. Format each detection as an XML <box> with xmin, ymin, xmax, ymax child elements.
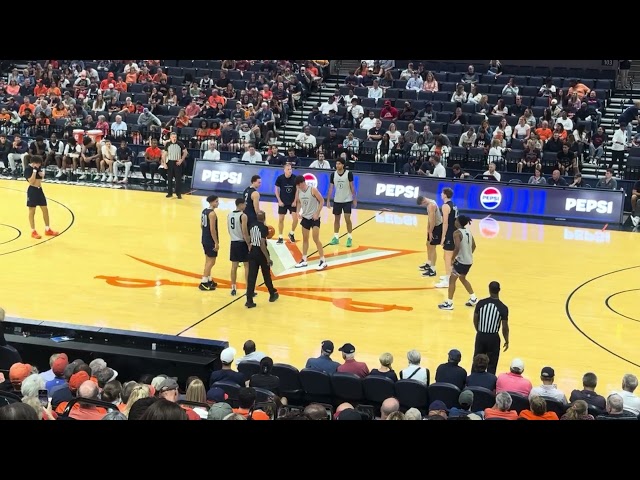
<box><xmin>294</xmin><ymin>260</ymin><xmax>308</xmax><ymax>268</ymax></box>
<box><xmin>439</xmin><ymin>275</ymin><xmax>447</xmax><ymax>280</ymax></box>
<box><xmin>435</xmin><ymin>281</ymin><xmax>449</xmax><ymax>288</ymax></box>
<box><xmin>438</xmin><ymin>301</ymin><xmax>453</xmax><ymax>310</ymax></box>
<box><xmin>79</xmin><ymin>174</ymin><xmax>87</xmax><ymax>180</ymax></box>
<box><xmin>55</xmin><ymin>170</ymin><xmax>63</xmax><ymax>178</ymax></box>
<box><xmin>101</xmin><ymin>173</ymin><xmax>107</xmax><ymax>182</ymax></box>
<box><xmin>632</xmin><ymin>215</ymin><xmax>640</xmax><ymax>227</ymax></box>
<box><xmin>316</xmin><ymin>260</ymin><xmax>328</xmax><ymax>271</ymax></box>
<box><xmin>465</xmin><ymin>297</ymin><xmax>478</xmax><ymax>307</ymax></box>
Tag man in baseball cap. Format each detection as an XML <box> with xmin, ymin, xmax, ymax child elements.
<box><xmin>304</xmin><ymin>340</ymin><xmax>340</xmax><ymax>374</ymax></box>
<box><xmin>337</xmin><ymin>343</ymin><xmax>369</xmax><ymax>378</ymax></box>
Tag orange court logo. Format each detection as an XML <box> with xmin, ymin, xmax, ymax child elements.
<box><xmin>95</xmin><ymin>242</ymin><xmax>432</xmax><ymax>313</ymax></box>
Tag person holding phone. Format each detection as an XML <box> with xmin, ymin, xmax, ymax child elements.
<box><xmin>24</xmin><ymin>155</ymin><xmax>59</xmax><ymax>240</ymax></box>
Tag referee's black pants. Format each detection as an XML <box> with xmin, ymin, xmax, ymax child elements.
<box><xmin>246</xmin><ymin>248</ymin><xmax>276</xmax><ymax>301</ymax></box>
<box><xmin>167</xmin><ymin>160</ymin><xmax>183</xmax><ymax>196</ymax></box>
<box><xmin>473</xmin><ymin>332</ymin><xmax>501</xmax><ymax>375</ymax></box>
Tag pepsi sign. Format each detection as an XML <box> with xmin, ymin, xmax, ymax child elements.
<box><xmin>480</xmin><ymin>187</ymin><xmax>502</xmax><ymax>210</ymax></box>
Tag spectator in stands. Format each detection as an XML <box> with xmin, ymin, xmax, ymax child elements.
<box><xmin>561</xmin><ymin>400</ymin><xmax>594</xmax><ymax>420</ymax></box>
<box><xmin>155</xmin><ymin>378</ymin><xmax>199</xmax><ymax>420</ymax></box>
<box><xmin>294</xmin><ymin>126</ymin><xmax>316</xmax><ymax>156</ymax></box>
<box><xmin>406</xmin><ymin>71</ymin><xmax>423</xmax><ymax>92</ymax></box>
<box><xmin>233</xmin><ymin>387</ymin><xmax>270</xmax><ymax>420</ymax></box>
<box><xmin>596</xmin><ymin>393</ymin><xmax>637</xmax><ymax>420</ymax></box>
<box><xmin>529</xmin><ymin>366</ymin><xmax>568</xmax><ymax>404</ymax></box>
<box><xmin>467</xmin><ymin>84</ymin><xmax>482</xmax><ymax>104</ymax></box>
<box><xmin>596</xmin><ymin>168</ymin><xmax>618</xmax><ymax>189</ymax></box>
<box><xmin>22</xmin><ymin>396</ymin><xmax>56</xmax><ymax>420</ymax></box>
<box><xmin>305</xmin><ymin>340</ymin><xmax>340</xmax><ymax>374</ymax></box>
<box><xmin>484</xmin><ymin>391</ymin><xmax>517</xmax><ymax>419</ymax></box>
<box><xmin>140</xmin><ymin>398</ymin><xmax>188</xmax><ymax>420</ymax></box>
<box><xmin>492</xmin><ymin>98</ymin><xmax>508</xmax><ymax>117</ymax></box>
<box><xmin>367</xmin><ymin>79</ymin><xmax>383</xmax><ymax>102</ymax></box>
<box><xmin>6</xmin><ymin>134</ymin><xmax>27</xmax><ymax>175</ymax></box>
<box><xmin>379</xmin><ymin>397</ymin><xmax>400</xmax><ymax>420</ymax></box>
<box><xmin>451</xmin><ymin>164</ymin><xmax>471</xmax><ymax>179</ymax></box>
<box><xmin>303</xmin><ymin>403</ymin><xmax>330</xmax><ymax>420</ymax></box>
<box><xmin>547</xmin><ymin>169</ymin><xmax>567</xmax><ymax>186</ymax></box>
<box><xmin>39</xmin><ymin>352</ymin><xmax>66</xmax><ymax>384</ymax></box>
<box><xmin>449</xmin><ymin>390</ymin><xmax>484</xmax><ymax>418</ymax></box>
<box><xmin>309</xmin><ymin>150</ymin><xmax>331</xmax><ymax>169</ymax></box>
<box><xmin>323</xmin><ymin>128</ymin><xmax>342</xmax><ymax>158</ymax></box>
<box><xmin>569</xmin><ymin>372</ymin><xmax>606</xmax><ymax>411</ymax></box>
<box><xmin>69</xmin><ymin>380</ymin><xmax>107</xmax><ymax>420</ymax></box>
<box><xmin>519</xmin><ymin>395</ymin><xmax>558</xmax><ymax>420</ymax></box>
<box><xmin>568</xmin><ymin>173</ymin><xmax>586</xmax><ymax>187</ymax></box>
<box><xmin>45</xmin><ymin>356</ymin><xmax>68</xmax><ymax>393</ymax></box>
<box><xmin>376</xmin><ymin>133</ymin><xmax>392</xmax><ymax>163</ymax></box>
<box><xmin>336</xmin><ymin>343</ymin><xmax>369</xmax><ymax>378</ymax></box>
<box><xmin>535</xmin><ymin>120</ymin><xmax>553</xmax><ymax>144</ymax></box>
<box><xmin>428</xmin><ymin>155</ymin><xmax>446</xmax><ymax>177</ymax></box>
<box><xmin>502</xmin><ymin>77</ymin><xmax>519</xmax><ymax>97</ymax></box>
<box><xmin>556</xmin><ymin>142</ymin><xmax>578</xmax><ymax>176</ymax></box>
<box><xmin>0</xmin><ymin>402</ymin><xmax>39</xmax><ymax>420</ymax></box>
<box><xmin>9</xmin><ymin>363</ymin><xmax>34</xmax><ymax>398</ymax></box>
<box><xmin>451</xmin><ymin>84</ymin><xmax>467</xmax><ymax>104</ymax></box>
<box><xmin>101</xmin><ymin>380</ymin><xmax>122</xmax><ymax>405</ymax></box>
<box><xmin>466</xmin><ymin>353</ymin><xmax>497</xmax><ymax>391</ymax></box>
<box><xmin>612</xmin><ymin>373</ymin><xmax>640</xmax><ymax>415</ymax></box>
<box><xmin>528</xmin><ymin>165</ymin><xmax>546</xmax><ymax>184</ymax></box>
<box><xmin>202</xmin><ymin>141</ymin><xmax>220</xmax><ymax>161</ymax></box>
<box><xmin>21</xmin><ymin>373</ymin><xmax>44</xmax><ymax>401</ymax></box>
<box><xmin>210</xmin><ymin>347</ymin><xmax>247</xmax><ymax>387</ymax></box>
<box><xmin>235</xmin><ymin>340</ymin><xmax>267</xmax><ymax>365</ymax></box>
<box><xmin>368</xmin><ymin>353</ymin><xmax>398</xmax><ymax>382</ymax></box>
<box><xmin>449</xmin><ymin>106</ymin><xmax>468</xmax><ymax>126</ymax></box>
<box><xmin>423</xmin><ymin>71</ymin><xmax>438</xmax><ymax>92</ymax></box>
<box><xmin>249</xmin><ymin>356</ymin><xmax>280</xmax><ymax>395</ymax></box>
<box><xmin>241</xmin><ymin>145</ymin><xmax>263</xmax><ymax>164</ymax></box>
<box><xmin>411</xmin><ymin>134</ymin><xmax>429</xmax><ymax>160</ymax></box>
<box><xmin>207</xmin><ymin>402</ymin><xmax>233</xmax><ymax>420</ymax></box>
<box><xmin>610</xmin><ymin>123</ymin><xmax>628</xmax><ymax>172</ymax></box>
<box><xmin>461</xmin><ymin>65</ymin><xmax>478</xmax><ymax>84</ymax></box>
<box><xmin>435</xmin><ymin>349</ymin><xmax>467</xmax><ymax>390</ymax></box>
<box><xmin>426</xmin><ymin>400</ymin><xmax>448</xmax><ymax>420</ymax></box>
<box><xmin>555</xmin><ymin>110</ymin><xmax>574</xmax><ymax>133</ymax></box>
<box><xmin>380</xmin><ymin>100</ymin><xmax>398</xmax><ymax>122</ymax></box>
<box><xmin>496</xmin><ymin>358</ymin><xmax>532</xmax><ymax>396</ymax></box>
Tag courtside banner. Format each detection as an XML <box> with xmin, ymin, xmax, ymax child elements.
<box><xmin>192</xmin><ymin>160</ymin><xmax>625</xmax><ymax>224</ymax></box>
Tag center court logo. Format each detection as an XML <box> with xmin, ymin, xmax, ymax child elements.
<box><xmin>480</xmin><ymin>187</ymin><xmax>502</xmax><ymax>210</ymax></box>
<box><xmin>303</xmin><ymin>173</ymin><xmax>318</xmax><ymax>188</ymax></box>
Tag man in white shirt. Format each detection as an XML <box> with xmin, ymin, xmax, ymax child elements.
<box><xmin>110</xmin><ymin>115</ymin><xmax>128</xmax><ymax>139</ymax></box>
<box><xmin>612</xmin><ymin>373</ymin><xmax>640</xmax><ymax>415</ymax></box>
<box><xmin>320</xmin><ymin>97</ymin><xmax>338</xmax><ymax>116</ymax></box>
<box><xmin>367</xmin><ymin>80</ymin><xmax>383</xmax><ymax>102</ymax></box>
<box><xmin>529</xmin><ymin>366</ymin><xmax>568</xmax><ymax>405</ymax></box>
<box><xmin>236</xmin><ymin>339</ymin><xmax>267</xmax><ymax>365</ymax></box>
<box><xmin>203</xmin><ymin>142</ymin><xmax>220</xmax><ymax>161</ymax></box>
<box><xmin>406</xmin><ymin>72</ymin><xmax>423</xmax><ymax>92</ymax></box>
<box><xmin>611</xmin><ymin>123</ymin><xmax>628</xmax><ymax>173</ymax></box>
<box><xmin>295</xmin><ymin>126</ymin><xmax>317</xmax><ymax>149</ymax></box>
<box><xmin>429</xmin><ymin>155</ymin><xmax>446</xmax><ymax>177</ymax></box>
<box><xmin>555</xmin><ymin>110</ymin><xmax>574</xmax><ymax>132</ymax></box>
<box><xmin>483</xmin><ymin>162</ymin><xmax>501</xmax><ymax>181</ymax></box>
<box><xmin>359</xmin><ymin>111</ymin><xmax>376</xmax><ymax>132</ymax></box>
<box><xmin>309</xmin><ymin>151</ymin><xmax>332</xmax><ymax>169</ymax></box>
<box><xmin>241</xmin><ymin>145</ymin><xmax>262</xmax><ymax>164</ymax></box>
<box><xmin>399</xmin><ymin>349</ymin><xmax>429</xmax><ymax>385</ymax></box>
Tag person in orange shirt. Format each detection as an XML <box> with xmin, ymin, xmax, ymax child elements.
<box><xmin>208</xmin><ymin>89</ymin><xmax>227</xmax><ymax>108</ymax></box>
<box><xmin>232</xmin><ymin>387</ymin><xmax>271</xmax><ymax>420</ymax></box>
<box><xmin>114</xmin><ymin>76</ymin><xmax>128</xmax><ymax>93</ymax></box>
<box><xmin>18</xmin><ymin>98</ymin><xmax>36</xmax><ymax>116</ymax></box>
<box><xmin>33</xmin><ymin>80</ymin><xmax>48</xmax><ymax>97</ymax></box>
<box><xmin>535</xmin><ymin>120</ymin><xmax>553</xmax><ymax>144</ymax></box>
<box><xmin>518</xmin><ymin>395</ymin><xmax>559</xmax><ymax>420</ymax></box>
<box><xmin>567</xmin><ymin>80</ymin><xmax>590</xmax><ymax>100</ymax></box>
<box><xmin>100</xmin><ymin>72</ymin><xmax>115</xmax><ymax>91</ymax></box>
<box><xmin>554</xmin><ymin>123</ymin><xmax>568</xmax><ymax>140</ymax></box>
<box><xmin>484</xmin><ymin>392</ymin><xmax>519</xmax><ymax>419</ymax></box>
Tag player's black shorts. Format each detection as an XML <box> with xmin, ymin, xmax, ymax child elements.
<box><xmin>301</xmin><ymin>217</ymin><xmax>321</xmax><ymax>230</ymax></box>
<box><xmin>278</xmin><ymin>203</ymin><xmax>297</xmax><ymax>215</ymax></box>
<box><xmin>26</xmin><ymin>186</ymin><xmax>47</xmax><ymax>207</ymax></box>
<box><xmin>230</xmin><ymin>241</ymin><xmax>249</xmax><ymax>262</ymax></box>
<box><xmin>452</xmin><ymin>260</ymin><xmax>472</xmax><ymax>276</ymax></box>
<box><xmin>202</xmin><ymin>243</ymin><xmax>218</xmax><ymax>258</ymax></box>
<box><xmin>333</xmin><ymin>201</ymin><xmax>352</xmax><ymax>215</ymax></box>
<box><xmin>443</xmin><ymin>229</ymin><xmax>455</xmax><ymax>251</ymax></box>
<box><xmin>430</xmin><ymin>224</ymin><xmax>443</xmax><ymax>246</ymax></box>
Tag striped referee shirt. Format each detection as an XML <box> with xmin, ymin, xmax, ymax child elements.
<box><xmin>165</xmin><ymin>141</ymin><xmax>185</xmax><ymax>161</ymax></box>
<box><xmin>249</xmin><ymin>224</ymin><xmax>264</xmax><ymax>247</ymax></box>
<box><xmin>474</xmin><ymin>297</ymin><xmax>509</xmax><ymax>334</ymax></box>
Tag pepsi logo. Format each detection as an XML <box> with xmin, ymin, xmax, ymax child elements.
<box><xmin>303</xmin><ymin>173</ymin><xmax>318</xmax><ymax>188</ymax></box>
<box><xmin>478</xmin><ymin>217</ymin><xmax>500</xmax><ymax>239</ymax></box>
<box><xmin>480</xmin><ymin>187</ymin><xmax>502</xmax><ymax>210</ymax></box>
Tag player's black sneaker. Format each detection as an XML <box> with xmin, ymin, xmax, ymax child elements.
<box><xmin>276</xmin><ymin>238</ymin><xmax>284</xmax><ymax>244</ymax></box>
<box><xmin>199</xmin><ymin>282</ymin><xmax>214</xmax><ymax>291</ymax></box>
<box><xmin>288</xmin><ymin>233</ymin><xmax>296</xmax><ymax>243</ymax></box>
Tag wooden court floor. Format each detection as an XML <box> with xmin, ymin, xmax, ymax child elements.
<box><xmin>1</xmin><ymin>178</ymin><xmax>639</xmax><ymax>396</ymax></box>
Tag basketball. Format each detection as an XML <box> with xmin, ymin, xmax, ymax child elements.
<box><xmin>267</xmin><ymin>225</ymin><xmax>275</xmax><ymax>239</ymax></box>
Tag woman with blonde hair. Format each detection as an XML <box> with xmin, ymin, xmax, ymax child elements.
<box><xmin>185</xmin><ymin>378</ymin><xmax>208</xmax><ymax>419</ymax></box>
<box><xmin>123</xmin><ymin>384</ymin><xmax>150</xmax><ymax>418</ymax></box>
<box><xmin>368</xmin><ymin>352</ymin><xmax>398</xmax><ymax>382</ymax></box>
<box><xmin>560</xmin><ymin>400</ymin><xmax>594</xmax><ymax>420</ymax></box>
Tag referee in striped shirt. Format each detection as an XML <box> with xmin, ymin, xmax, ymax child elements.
<box><xmin>245</xmin><ymin>211</ymin><xmax>279</xmax><ymax>308</ymax></box>
<box><xmin>162</xmin><ymin>131</ymin><xmax>187</xmax><ymax>199</ymax></box>
<box><xmin>473</xmin><ymin>281</ymin><xmax>509</xmax><ymax>375</ymax></box>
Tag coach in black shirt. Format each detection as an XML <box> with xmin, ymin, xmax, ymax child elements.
<box><xmin>162</xmin><ymin>131</ymin><xmax>187</xmax><ymax>199</ymax></box>
<box><xmin>473</xmin><ymin>281</ymin><xmax>509</xmax><ymax>375</ymax></box>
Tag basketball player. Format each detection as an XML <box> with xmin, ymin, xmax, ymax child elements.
<box><xmin>25</xmin><ymin>155</ymin><xmax>58</xmax><ymax>239</ymax></box>
<box><xmin>274</xmin><ymin>163</ymin><xmax>298</xmax><ymax>244</ymax></box>
<box><xmin>199</xmin><ymin>195</ymin><xmax>220</xmax><ymax>291</ymax></box>
<box><xmin>243</xmin><ymin>174</ymin><xmax>262</xmax><ymax>225</ymax></box>
<box><xmin>438</xmin><ymin>215</ymin><xmax>477</xmax><ymax>310</ymax></box>
<box><xmin>436</xmin><ymin>187</ymin><xmax>458</xmax><ymax>288</ymax></box>
<box><xmin>228</xmin><ymin>197</ymin><xmax>250</xmax><ymax>296</ymax></box>
<box><xmin>417</xmin><ymin>195</ymin><xmax>442</xmax><ymax>277</ymax></box>
<box><xmin>326</xmin><ymin>157</ymin><xmax>356</xmax><ymax>247</ymax></box>
<box><xmin>473</xmin><ymin>281</ymin><xmax>509</xmax><ymax>375</ymax></box>
<box><xmin>294</xmin><ymin>175</ymin><xmax>328</xmax><ymax>270</ymax></box>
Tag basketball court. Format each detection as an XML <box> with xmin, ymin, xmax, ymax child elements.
<box><xmin>1</xmin><ymin>178</ymin><xmax>638</xmax><ymax>396</ymax></box>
